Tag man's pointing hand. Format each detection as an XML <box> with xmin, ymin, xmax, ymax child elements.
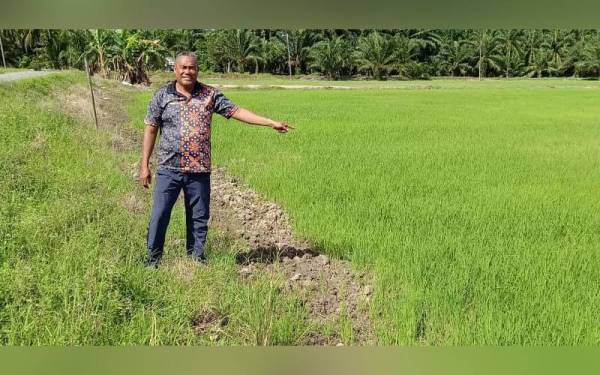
<box><xmin>271</xmin><ymin>121</ymin><xmax>294</xmax><ymax>133</ymax></box>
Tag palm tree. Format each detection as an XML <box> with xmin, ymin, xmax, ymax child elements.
<box><xmin>21</xmin><ymin>29</ymin><xmax>42</xmax><ymax>53</ymax></box>
<box><xmin>309</xmin><ymin>35</ymin><xmax>353</xmax><ymax>80</ymax></box>
<box><xmin>222</xmin><ymin>29</ymin><xmax>261</xmax><ymax>73</ymax></box>
<box><xmin>437</xmin><ymin>38</ymin><xmax>472</xmax><ymax>77</ymax></box>
<box><xmin>469</xmin><ymin>29</ymin><xmax>503</xmax><ymax>79</ymax></box>
<box><xmin>262</xmin><ymin>37</ymin><xmax>287</xmax><ymax>74</ymax></box>
<box><xmin>391</xmin><ymin>33</ymin><xmax>423</xmax><ymax>78</ymax></box>
<box><xmin>574</xmin><ymin>34</ymin><xmax>600</xmax><ymax>78</ymax></box>
<box><xmin>403</xmin><ymin>29</ymin><xmax>442</xmax><ymax>61</ymax></box>
<box><xmin>497</xmin><ymin>29</ymin><xmax>523</xmax><ymax>78</ymax></box>
<box><xmin>105</xmin><ymin>30</ymin><xmax>166</xmax><ymax>84</ymax></box>
<box><xmin>154</xmin><ymin>29</ymin><xmax>205</xmax><ymax>57</ymax></box>
<box><xmin>354</xmin><ymin>31</ymin><xmax>396</xmax><ymax>80</ymax></box>
<box><xmin>562</xmin><ymin>30</ymin><xmax>594</xmax><ymax>77</ymax></box>
<box><xmin>7</xmin><ymin>28</ymin><xmax>600</xmax><ymax>80</ymax></box>
<box><xmin>525</xmin><ymin>48</ymin><xmax>553</xmax><ymax>78</ymax></box>
<box><xmin>41</xmin><ymin>30</ymin><xmax>80</xmax><ymax>69</ymax></box>
<box><xmin>206</xmin><ymin>30</ymin><xmax>233</xmax><ymax>73</ymax></box>
<box><xmin>275</xmin><ymin>30</ymin><xmax>317</xmax><ymax>74</ymax></box>
<box><xmin>248</xmin><ymin>36</ymin><xmax>266</xmax><ymax>74</ymax></box>
<box><xmin>523</xmin><ymin>29</ymin><xmax>543</xmax><ymax>69</ymax></box>
<box><xmin>541</xmin><ymin>29</ymin><xmax>571</xmax><ymax>75</ymax></box>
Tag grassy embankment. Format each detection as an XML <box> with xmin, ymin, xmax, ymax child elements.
<box><xmin>0</xmin><ymin>73</ymin><xmax>325</xmax><ymax>345</ymax></box>
<box><xmin>0</xmin><ymin>68</ymin><xmax>25</xmax><ymax>74</ymax></box>
<box><xmin>131</xmin><ymin>77</ymin><xmax>600</xmax><ymax>344</ymax></box>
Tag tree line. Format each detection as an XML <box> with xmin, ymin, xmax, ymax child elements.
<box><xmin>2</xmin><ymin>29</ymin><xmax>600</xmax><ymax>82</ymax></box>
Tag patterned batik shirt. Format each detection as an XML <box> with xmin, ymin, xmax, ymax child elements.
<box><xmin>144</xmin><ymin>81</ymin><xmax>239</xmax><ymax>173</ymax></box>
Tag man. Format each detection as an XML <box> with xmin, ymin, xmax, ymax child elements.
<box><xmin>140</xmin><ymin>52</ymin><xmax>293</xmax><ymax>268</ymax></box>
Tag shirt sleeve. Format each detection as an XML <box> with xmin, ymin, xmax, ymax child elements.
<box><xmin>213</xmin><ymin>90</ymin><xmax>239</xmax><ymax>119</ymax></box>
<box><xmin>144</xmin><ymin>90</ymin><xmax>163</xmax><ymax>127</ymax></box>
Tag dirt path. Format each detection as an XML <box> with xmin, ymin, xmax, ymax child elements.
<box><xmin>214</xmin><ymin>84</ymin><xmax>354</xmax><ymax>90</ymax></box>
<box><xmin>210</xmin><ymin>169</ymin><xmax>375</xmax><ymax>344</ymax></box>
<box><xmin>0</xmin><ymin>70</ymin><xmax>53</xmax><ymax>82</ymax></box>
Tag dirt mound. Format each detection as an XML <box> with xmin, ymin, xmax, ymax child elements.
<box><xmin>211</xmin><ymin>168</ymin><xmax>375</xmax><ymax>344</ymax></box>
<box><xmin>210</xmin><ymin>168</ymin><xmax>308</xmax><ymax>255</ymax></box>
<box><xmin>192</xmin><ymin>308</ymin><xmax>229</xmax><ymax>341</ymax></box>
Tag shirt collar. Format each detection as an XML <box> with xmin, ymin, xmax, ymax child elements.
<box><xmin>167</xmin><ymin>80</ymin><xmax>203</xmax><ymax>97</ymax></box>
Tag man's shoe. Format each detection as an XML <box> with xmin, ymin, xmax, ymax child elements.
<box><xmin>145</xmin><ymin>259</ymin><xmax>159</xmax><ymax>269</ymax></box>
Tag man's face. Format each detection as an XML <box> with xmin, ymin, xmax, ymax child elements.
<box><xmin>174</xmin><ymin>56</ymin><xmax>198</xmax><ymax>86</ymax></box>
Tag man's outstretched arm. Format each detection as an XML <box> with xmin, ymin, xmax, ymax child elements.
<box><xmin>230</xmin><ymin>108</ymin><xmax>294</xmax><ymax>133</ymax></box>
<box><xmin>139</xmin><ymin>124</ymin><xmax>159</xmax><ymax>188</ymax></box>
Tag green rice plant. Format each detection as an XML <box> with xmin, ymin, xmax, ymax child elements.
<box><xmin>128</xmin><ymin>78</ymin><xmax>600</xmax><ymax>344</ymax></box>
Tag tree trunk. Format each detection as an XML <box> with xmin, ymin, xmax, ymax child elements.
<box><xmin>295</xmin><ymin>57</ymin><xmax>301</xmax><ymax>75</ymax></box>
<box><xmin>99</xmin><ymin>49</ymin><xmax>106</xmax><ymax>77</ymax></box>
<box><xmin>0</xmin><ymin>35</ymin><xmax>6</xmax><ymax>69</ymax></box>
<box><xmin>478</xmin><ymin>31</ymin><xmax>484</xmax><ymax>80</ymax></box>
<box><xmin>506</xmin><ymin>49</ymin><xmax>510</xmax><ymax>78</ymax></box>
<box><xmin>94</xmin><ymin>30</ymin><xmax>106</xmax><ymax>77</ymax></box>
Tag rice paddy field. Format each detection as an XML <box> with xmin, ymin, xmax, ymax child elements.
<box><xmin>132</xmin><ymin>77</ymin><xmax>600</xmax><ymax>344</ymax></box>
<box><xmin>2</xmin><ymin>72</ymin><xmax>600</xmax><ymax>345</ymax></box>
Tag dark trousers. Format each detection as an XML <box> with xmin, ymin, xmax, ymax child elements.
<box><xmin>147</xmin><ymin>169</ymin><xmax>210</xmax><ymax>264</ymax></box>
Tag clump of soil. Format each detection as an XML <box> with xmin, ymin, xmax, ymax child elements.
<box><xmin>210</xmin><ymin>168</ymin><xmax>375</xmax><ymax>344</ymax></box>
<box><xmin>272</xmin><ymin>253</ymin><xmax>373</xmax><ymax>344</ymax></box>
<box><xmin>210</xmin><ymin>168</ymin><xmax>309</xmax><ymax>257</ymax></box>
<box><xmin>191</xmin><ymin>308</ymin><xmax>229</xmax><ymax>339</ymax></box>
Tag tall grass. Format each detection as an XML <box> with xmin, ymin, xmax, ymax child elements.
<box><xmin>0</xmin><ymin>68</ymin><xmax>24</xmax><ymax>74</ymax></box>
<box><xmin>0</xmin><ymin>74</ymin><xmax>309</xmax><ymax>345</ymax></box>
<box><xmin>129</xmin><ymin>79</ymin><xmax>600</xmax><ymax>344</ymax></box>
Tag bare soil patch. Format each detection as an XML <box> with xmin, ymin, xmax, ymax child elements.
<box><xmin>210</xmin><ymin>168</ymin><xmax>375</xmax><ymax>344</ymax></box>
<box><xmin>192</xmin><ymin>308</ymin><xmax>229</xmax><ymax>339</ymax></box>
